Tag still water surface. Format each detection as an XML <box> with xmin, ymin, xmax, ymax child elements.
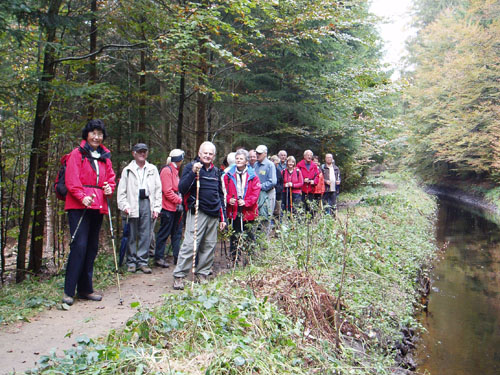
<box><xmin>416</xmin><ymin>198</ymin><xmax>500</xmax><ymax>375</ymax></box>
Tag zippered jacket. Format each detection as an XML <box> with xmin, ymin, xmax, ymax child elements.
<box><xmin>296</xmin><ymin>159</ymin><xmax>319</xmax><ymax>194</ymax></box>
<box><xmin>254</xmin><ymin>158</ymin><xmax>277</xmax><ymax>192</ymax></box>
<box><xmin>159</xmin><ymin>164</ymin><xmax>182</xmax><ymax>212</ymax></box>
<box><xmin>179</xmin><ymin>157</ymin><xmax>226</xmax><ymax>221</ymax></box>
<box><xmin>313</xmin><ymin>170</ymin><xmax>325</xmax><ymax>195</ymax></box>
<box><xmin>281</xmin><ymin>168</ymin><xmax>304</xmax><ymax>195</ymax></box>
<box><xmin>117</xmin><ymin>160</ymin><xmax>162</xmax><ymax>218</ymax></box>
<box><xmin>224</xmin><ymin>165</ymin><xmax>261</xmax><ymax>222</ymax></box>
<box><xmin>64</xmin><ymin>140</ymin><xmax>116</xmax><ymax>214</ymax></box>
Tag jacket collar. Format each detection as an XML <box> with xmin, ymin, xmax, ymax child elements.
<box><xmin>228</xmin><ymin>164</ymin><xmax>256</xmax><ymax>179</ymax></box>
<box><xmin>79</xmin><ymin>140</ymin><xmax>111</xmax><ymax>161</ymax></box>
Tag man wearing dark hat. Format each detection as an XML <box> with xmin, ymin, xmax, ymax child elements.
<box><xmin>117</xmin><ymin>143</ymin><xmax>162</xmax><ymax>273</ymax></box>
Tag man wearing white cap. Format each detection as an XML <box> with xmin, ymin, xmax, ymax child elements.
<box><xmin>253</xmin><ymin>145</ymin><xmax>277</xmax><ymax>220</ymax></box>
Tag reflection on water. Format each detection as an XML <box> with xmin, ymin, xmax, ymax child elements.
<box><xmin>416</xmin><ymin>198</ymin><xmax>500</xmax><ymax>375</ymax></box>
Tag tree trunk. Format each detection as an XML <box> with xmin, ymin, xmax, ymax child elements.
<box><xmin>17</xmin><ymin>0</ymin><xmax>62</xmax><ymax>282</ymax></box>
<box><xmin>196</xmin><ymin>89</ymin><xmax>206</xmax><ymax>151</ymax></box>
<box><xmin>0</xmin><ymin>127</ymin><xmax>4</xmax><ymax>283</ymax></box>
<box><xmin>195</xmin><ymin>45</ymin><xmax>208</xmax><ymax>151</ymax></box>
<box><xmin>138</xmin><ymin>50</ymin><xmax>146</xmax><ymax>136</ymax></box>
<box><xmin>88</xmin><ymin>0</ymin><xmax>98</xmax><ymax>119</ymax></box>
<box><xmin>176</xmin><ymin>69</ymin><xmax>185</xmax><ymax>149</ymax></box>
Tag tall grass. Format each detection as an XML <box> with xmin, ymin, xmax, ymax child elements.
<box><xmin>28</xmin><ymin>172</ymin><xmax>438</xmax><ymax>374</ymax></box>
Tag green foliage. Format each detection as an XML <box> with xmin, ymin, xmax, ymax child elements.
<box><xmin>404</xmin><ymin>0</ymin><xmax>500</xmax><ymax>183</ymax></box>
<box><xmin>266</xmin><ymin>172</ymin><xmax>437</xmax><ymax>340</ymax></box>
<box><xmin>28</xmin><ymin>173</ymin><xmax>437</xmax><ymax>374</ymax></box>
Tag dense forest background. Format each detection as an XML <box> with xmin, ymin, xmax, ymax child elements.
<box><xmin>403</xmin><ymin>0</ymin><xmax>500</xmax><ymax>184</ymax></box>
<box><xmin>0</xmin><ymin>0</ymin><xmax>498</xmax><ymax>282</ymax></box>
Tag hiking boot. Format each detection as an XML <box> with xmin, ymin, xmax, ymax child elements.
<box><xmin>77</xmin><ymin>293</ymin><xmax>102</xmax><ymax>301</ymax></box>
<box><xmin>139</xmin><ymin>265</ymin><xmax>152</xmax><ymax>274</ymax></box>
<box><xmin>127</xmin><ymin>264</ymin><xmax>136</xmax><ymax>273</ymax></box>
<box><xmin>155</xmin><ymin>259</ymin><xmax>169</xmax><ymax>268</ymax></box>
<box><xmin>195</xmin><ymin>274</ymin><xmax>209</xmax><ymax>285</ymax></box>
<box><xmin>173</xmin><ymin>277</ymin><xmax>185</xmax><ymax>290</ymax></box>
<box><xmin>61</xmin><ymin>294</ymin><xmax>74</xmax><ymax>306</ymax></box>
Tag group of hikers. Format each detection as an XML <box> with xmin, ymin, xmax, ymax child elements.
<box><xmin>60</xmin><ymin>120</ymin><xmax>340</xmax><ymax>305</ymax></box>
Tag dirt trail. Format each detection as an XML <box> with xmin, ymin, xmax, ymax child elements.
<box><xmin>0</xmin><ymin>252</ymin><xmax>230</xmax><ymax>375</ymax></box>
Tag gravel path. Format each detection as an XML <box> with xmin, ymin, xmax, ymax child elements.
<box><xmin>0</xmin><ymin>250</ymin><xmax>231</xmax><ymax>375</ymax></box>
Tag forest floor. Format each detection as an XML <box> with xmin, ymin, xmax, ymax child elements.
<box><xmin>0</xmin><ymin>251</ymin><xmax>232</xmax><ymax>375</ymax></box>
<box><xmin>0</xmin><ymin>178</ymin><xmax>406</xmax><ymax>375</ymax></box>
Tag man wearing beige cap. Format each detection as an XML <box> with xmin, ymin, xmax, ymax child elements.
<box><xmin>253</xmin><ymin>145</ymin><xmax>277</xmax><ymax>220</ymax></box>
<box><xmin>117</xmin><ymin>143</ymin><xmax>162</xmax><ymax>273</ymax></box>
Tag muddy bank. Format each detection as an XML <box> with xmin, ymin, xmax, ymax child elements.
<box><xmin>426</xmin><ymin>184</ymin><xmax>499</xmax><ymax>216</ymax></box>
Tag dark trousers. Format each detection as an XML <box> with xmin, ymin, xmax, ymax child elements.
<box><xmin>281</xmin><ymin>190</ymin><xmax>302</xmax><ymax>214</ymax></box>
<box><xmin>64</xmin><ymin>209</ymin><xmax>103</xmax><ymax>297</ymax></box>
<box><xmin>155</xmin><ymin>209</ymin><xmax>184</xmax><ymax>261</ymax></box>
<box><xmin>302</xmin><ymin>192</ymin><xmax>315</xmax><ymax>214</ymax></box>
<box><xmin>323</xmin><ymin>191</ymin><xmax>336</xmax><ymax>215</ymax></box>
<box><xmin>230</xmin><ymin>216</ymin><xmax>254</xmax><ymax>259</ymax></box>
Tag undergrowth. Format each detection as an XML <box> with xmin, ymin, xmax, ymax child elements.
<box><xmin>25</xmin><ymin>172</ymin><xmax>438</xmax><ymax>374</ymax></box>
<box><xmin>0</xmin><ymin>252</ymin><xmax>118</xmax><ymax>325</ymax></box>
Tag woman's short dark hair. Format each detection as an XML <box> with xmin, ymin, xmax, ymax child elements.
<box><xmin>82</xmin><ymin>119</ymin><xmax>107</xmax><ymax>140</ymax></box>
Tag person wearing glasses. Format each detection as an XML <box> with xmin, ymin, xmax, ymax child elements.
<box><xmin>117</xmin><ymin>143</ymin><xmax>162</xmax><ymax>274</ymax></box>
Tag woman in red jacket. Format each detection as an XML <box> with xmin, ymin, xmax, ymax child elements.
<box><xmin>62</xmin><ymin>120</ymin><xmax>116</xmax><ymax>306</ymax></box>
<box><xmin>281</xmin><ymin>156</ymin><xmax>304</xmax><ymax>216</ymax></box>
<box><xmin>224</xmin><ymin>149</ymin><xmax>261</xmax><ymax>260</ymax></box>
<box><xmin>154</xmin><ymin>149</ymin><xmax>185</xmax><ymax>267</ymax></box>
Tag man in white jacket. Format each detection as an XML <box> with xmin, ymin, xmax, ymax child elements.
<box><xmin>117</xmin><ymin>143</ymin><xmax>162</xmax><ymax>273</ymax></box>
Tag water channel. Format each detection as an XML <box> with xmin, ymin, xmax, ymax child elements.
<box><xmin>416</xmin><ymin>197</ymin><xmax>500</xmax><ymax>375</ymax></box>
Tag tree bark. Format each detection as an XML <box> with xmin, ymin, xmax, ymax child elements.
<box><xmin>176</xmin><ymin>69</ymin><xmax>186</xmax><ymax>149</ymax></box>
<box><xmin>88</xmin><ymin>0</ymin><xmax>98</xmax><ymax>119</ymax></box>
<box><xmin>0</xmin><ymin>127</ymin><xmax>4</xmax><ymax>283</ymax></box>
<box><xmin>17</xmin><ymin>0</ymin><xmax>63</xmax><ymax>282</ymax></box>
<box><xmin>138</xmin><ymin>50</ymin><xmax>146</xmax><ymax>136</ymax></box>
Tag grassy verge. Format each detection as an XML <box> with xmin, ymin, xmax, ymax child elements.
<box><xmin>28</xmin><ymin>172</ymin><xmax>438</xmax><ymax>374</ymax></box>
<box><xmin>0</xmin><ymin>253</ymin><xmax>119</xmax><ymax>325</ymax></box>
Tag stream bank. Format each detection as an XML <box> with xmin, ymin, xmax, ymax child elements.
<box><xmin>25</xmin><ymin>172</ymin><xmax>439</xmax><ymax>375</ymax></box>
<box><xmin>415</xmin><ymin>195</ymin><xmax>500</xmax><ymax>375</ymax></box>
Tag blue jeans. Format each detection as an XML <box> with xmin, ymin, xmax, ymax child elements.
<box><xmin>155</xmin><ymin>209</ymin><xmax>184</xmax><ymax>260</ymax></box>
<box><xmin>64</xmin><ymin>209</ymin><xmax>103</xmax><ymax>297</ymax></box>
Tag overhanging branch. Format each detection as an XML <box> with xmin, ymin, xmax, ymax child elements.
<box><xmin>53</xmin><ymin>42</ymin><xmax>147</xmax><ymax>63</ymax></box>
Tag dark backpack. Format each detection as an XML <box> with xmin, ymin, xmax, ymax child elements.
<box><xmin>54</xmin><ymin>149</ymin><xmax>84</xmax><ymax>200</ymax></box>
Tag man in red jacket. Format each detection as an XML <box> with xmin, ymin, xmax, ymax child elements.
<box><xmin>296</xmin><ymin>149</ymin><xmax>319</xmax><ymax>213</ymax></box>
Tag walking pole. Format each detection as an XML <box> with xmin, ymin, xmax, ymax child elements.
<box><xmin>105</xmin><ymin>195</ymin><xmax>123</xmax><ymax>305</ymax></box>
<box><xmin>289</xmin><ymin>186</ymin><xmax>293</xmax><ymax>220</ymax></box>
<box><xmin>70</xmin><ymin>194</ymin><xmax>96</xmax><ymax>245</ymax></box>
<box><xmin>233</xmin><ymin>197</ymin><xmax>244</xmax><ymax>268</ymax></box>
<box><xmin>191</xmin><ymin>170</ymin><xmax>200</xmax><ymax>291</ymax></box>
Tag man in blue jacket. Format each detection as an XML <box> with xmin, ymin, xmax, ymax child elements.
<box><xmin>172</xmin><ymin>141</ymin><xmax>227</xmax><ymax>290</ymax></box>
<box><xmin>254</xmin><ymin>145</ymin><xmax>277</xmax><ymax>220</ymax></box>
